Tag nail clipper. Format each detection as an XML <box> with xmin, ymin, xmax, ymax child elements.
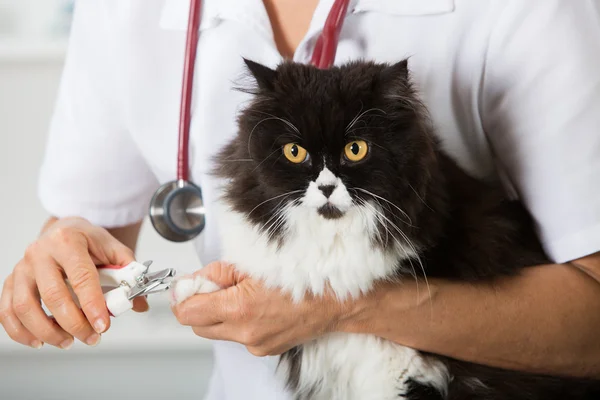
<box><xmin>96</xmin><ymin>260</ymin><xmax>176</xmax><ymax>317</ymax></box>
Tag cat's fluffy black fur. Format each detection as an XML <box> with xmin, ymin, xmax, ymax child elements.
<box><xmin>213</xmin><ymin>58</ymin><xmax>600</xmax><ymax>399</ymax></box>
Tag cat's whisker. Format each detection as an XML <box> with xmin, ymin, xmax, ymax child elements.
<box><xmin>345</xmin><ymin>101</ymin><xmax>363</xmax><ymax>132</ymax></box>
<box><xmin>356</xmin><ymin>198</ymin><xmax>386</xmax><ymax>246</ymax></box>
<box><xmin>248</xmin><ymin>190</ymin><xmax>303</xmax><ymax>218</ymax></box>
<box><xmin>385</xmin><ymin>94</ymin><xmax>420</xmax><ymax>114</ymax></box>
<box><xmin>263</xmin><ymin>210</ymin><xmax>286</xmax><ymax>243</ymax></box>
<box><xmin>366</xmin><ymin>200</ymin><xmax>393</xmax><ymax>250</ymax></box>
<box><xmin>345</xmin><ymin>107</ymin><xmax>387</xmax><ymax>134</ymax></box>
<box><xmin>357</xmin><ymin>198</ymin><xmax>412</xmax><ymax>271</ymax></box>
<box><xmin>408</xmin><ymin>183</ymin><xmax>434</xmax><ymax>212</ymax></box>
<box><xmin>259</xmin><ymin>205</ymin><xmax>289</xmax><ymax>244</ymax></box>
<box><xmin>268</xmin><ymin>201</ymin><xmax>292</xmax><ymax>232</ymax></box>
<box><xmin>259</xmin><ymin>198</ymin><xmax>299</xmax><ymax>244</ymax></box>
<box><xmin>367</xmin><ymin>202</ymin><xmax>421</xmax><ymax>297</ymax></box>
<box><xmin>269</xmin><ymin>200</ymin><xmax>301</xmax><ymax>243</ymax></box>
<box><xmin>345</xmin><ymin>126</ymin><xmax>374</xmax><ymax>133</ymax></box>
<box><xmin>270</xmin><ymin>153</ymin><xmax>283</xmax><ymax>168</ymax></box>
<box><xmin>353</xmin><ymin>187</ymin><xmax>414</xmax><ymax>227</ymax></box>
<box><xmin>360</xmin><ymin>200</ymin><xmax>432</xmax><ymax>309</ymax></box>
<box><xmin>248</xmin><ymin>117</ymin><xmax>273</xmax><ymax>158</ymax></box>
<box><xmin>348</xmin><ymin>188</ymin><xmax>404</xmax><ymax>250</ymax></box>
<box><xmin>221</xmin><ymin>159</ymin><xmax>254</xmax><ymax>162</ymax></box>
<box><xmin>269</xmin><ymin>212</ymin><xmax>290</xmax><ymax>242</ymax></box>
<box><xmin>251</xmin><ymin>147</ymin><xmax>284</xmax><ymax>173</ymax></box>
<box><xmin>252</xmin><ymin>111</ymin><xmax>302</xmax><ymax>138</ymax></box>
<box><xmin>248</xmin><ymin>116</ymin><xmax>301</xmax><ymax>158</ymax></box>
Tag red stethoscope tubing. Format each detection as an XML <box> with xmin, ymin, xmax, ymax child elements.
<box><xmin>177</xmin><ymin>0</ymin><xmax>203</xmax><ymax>182</ymax></box>
<box><xmin>310</xmin><ymin>0</ymin><xmax>351</xmax><ymax>69</ymax></box>
<box><xmin>176</xmin><ymin>0</ymin><xmax>350</xmax><ymax>181</ymax></box>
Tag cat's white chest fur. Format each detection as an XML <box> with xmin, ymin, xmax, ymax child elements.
<box><xmin>218</xmin><ymin>205</ymin><xmax>403</xmax><ymax>302</ymax></box>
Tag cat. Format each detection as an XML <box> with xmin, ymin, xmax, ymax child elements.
<box><xmin>171</xmin><ymin>58</ymin><xmax>600</xmax><ymax>400</ymax></box>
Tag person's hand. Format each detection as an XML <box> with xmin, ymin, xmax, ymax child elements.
<box><xmin>171</xmin><ymin>262</ymin><xmax>350</xmax><ymax>356</ymax></box>
<box><xmin>0</xmin><ymin>217</ymin><xmax>148</xmax><ymax>350</ymax></box>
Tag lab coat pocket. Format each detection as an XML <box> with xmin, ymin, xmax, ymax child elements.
<box><xmin>353</xmin><ymin>0</ymin><xmax>455</xmax><ymax>16</ymax></box>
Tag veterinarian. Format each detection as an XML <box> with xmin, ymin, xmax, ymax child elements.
<box><xmin>2</xmin><ymin>1</ymin><xmax>600</xmax><ymax>398</ymax></box>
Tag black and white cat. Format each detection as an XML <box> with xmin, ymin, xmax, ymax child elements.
<box><xmin>172</xmin><ymin>59</ymin><xmax>600</xmax><ymax>400</ymax></box>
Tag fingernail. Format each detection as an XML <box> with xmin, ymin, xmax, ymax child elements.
<box><xmin>30</xmin><ymin>340</ymin><xmax>43</xmax><ymax>349</ymax></box>
<box><xmin>60</xmin><ymin>338</ymin><xmax>74</xmax><ymax>350</ymax></box>
<box><xmin>93</xmin><ymin>319</ymin><xmax>107</xmax><ymax>333</ymax></box>
<box><xmin>86</xmin><ymin>333</ymin><xmax>101</xmax><ymax>347</ymax></box>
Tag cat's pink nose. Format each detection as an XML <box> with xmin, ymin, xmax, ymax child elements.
<box><xmin>318</xmin><ymin>185</ymin><xmax>336</xmax><ymax>198</ymax></box>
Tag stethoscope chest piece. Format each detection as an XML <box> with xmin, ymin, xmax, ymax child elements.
<box><xmin>149</xmin><ymin>180</ymin><xmax>206</xmax><ymax>243</ymax></box>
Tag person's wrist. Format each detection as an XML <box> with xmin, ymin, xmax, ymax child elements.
<box><xmin>326</xmin><ymin>283</ymin><xmax>385</xmax><ymax>335</ymax></box>
<box><xmin>330</xmin><ymin>279</ymin><xmax>443</xmax><ymax>340</ymax></box>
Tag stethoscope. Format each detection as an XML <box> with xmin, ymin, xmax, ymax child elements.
<box><xmin>149</xmin><ymin>0</ymin><xmax>350</xmax><ymax>242</ymax></box>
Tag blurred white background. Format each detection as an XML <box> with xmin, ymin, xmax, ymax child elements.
<box><xmin>0</xmin><ymin>1</ymin><xmax>214</xmax><ymax>399</ymax></box>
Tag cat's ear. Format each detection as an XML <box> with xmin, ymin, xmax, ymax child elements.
<box><xmin>380</xmin><ymin>59</ymin><xmax>409</xmax><ymax>87</ymax></box>
<box><xmin>379</xmin><ymin>59</ymin><xmax>416</xmax><ymax>103</ymax></box>
<box><xmin>243</xmin><ymin>58</ymin><xmax>278</xmax><ymax>90</ymax></box>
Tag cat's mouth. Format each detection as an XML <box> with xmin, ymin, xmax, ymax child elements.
<box><xmin>317</xmin><ymin>203</ymin><xmax>344</xmax><ymax>220</ymax></box>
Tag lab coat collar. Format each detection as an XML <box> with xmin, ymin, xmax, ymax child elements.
<box><xmin>352</xmin><ymin>0</ymin><xmax>455</xmax><ymax>16</ymax></box>
<box><xmin>159</xmin><ymin>0</ymin><xmax>273</xmax><ymax>41</ymax></box>
<box><xmin>160</xmin><ymin>0</ymin><xmax>455</xmax><ymax>33</ymax></box>
<box><xmin>295</xmin><ymin>0</ymin><xmax>455</xmax><ymax>63</ymax></box>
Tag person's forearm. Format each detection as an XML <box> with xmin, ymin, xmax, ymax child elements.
<box><xmin>106</xmin><ymin>222</ymin><xmax>143</xmax><ymax>252</ymax></box>
<box><xmin>340</xmin><ymin>255</ymin><xmax>600</xmax><ymax>378</ymax></box>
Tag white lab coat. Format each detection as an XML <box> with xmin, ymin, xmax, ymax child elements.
<box><xmin>38</xmin><ymin>0</ymin><xmax>600</xmax><ymax>398</ymax></box>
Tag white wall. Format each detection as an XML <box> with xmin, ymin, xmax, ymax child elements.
<box><xmin>0</xmin><ymin>6</ymin><xmax>215</xmax><ymax>398</ymax></box>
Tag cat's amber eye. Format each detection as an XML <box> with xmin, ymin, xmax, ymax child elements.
<box><xmin>344</xmin><ymin>140</ymin><xmax>368</xmax><ymax>162</ymax></box>
<box><xmin>283</xmin><ymin>143</ymin><xmax>308</xmax><ymax>164</ymax></box>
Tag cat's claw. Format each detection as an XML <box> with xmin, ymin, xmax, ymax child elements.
<box><xmin>169</xmin><ymin>275</ymin><xmax>221</xmax><ymax>306</ymax></box>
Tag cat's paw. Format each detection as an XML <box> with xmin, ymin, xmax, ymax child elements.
<box><xmin>169</xmin><ymin>275</ymin><xmax>221</xmax><ymax>306</ymax></box>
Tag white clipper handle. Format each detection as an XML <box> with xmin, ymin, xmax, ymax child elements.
<box><xmin>104</xmin><ymin>286</ymin><xmax>134</xmax><ymax>317</ymax></box>
<box><xmin>96</xmin><ymin>261</ymin><xmax>148</xmax><ymax>317</ymax></box>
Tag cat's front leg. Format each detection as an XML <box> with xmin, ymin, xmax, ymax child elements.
<box><xmin>170</xmin><ymin>274</ymin><xmax>221</xmax><ymax>305</ymax></box>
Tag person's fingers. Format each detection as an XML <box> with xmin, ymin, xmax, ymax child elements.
<box><xmin>174</xmin><ymin>293</ymin><xmax>222</xmax><ymax>326</ymax></box>
<box><xmin>191</xmin><ymin>324</ymin><xmax>273</xmax><ymax>356</ymax></box>
<box><xmin>0</xmin><ymin>274</ymin><xmax>41</xmax><ymax>348</ymax></box>
<box><xmin>191</xmin><ymin>323</ymin><xmax>234</xmax><ymax>341</ymax></box>
<box><xmin>35</xmin><ymin>258</ymin><xmax>101</xmax><ymax>347</ymax></box>
<box><xmin>194</xmin><ymin>262</ymin><xmax>243</xmax><ymax>288</ymax></box>
<box><xmin>174</xmin><ymin>287</ymin><xmax>242</xmax><ymax>327</ymax></box>
<box><xmin>12</xmin><ymin>263</ymin><xmax>74</xmax><ymax>349</ymax></box>
<box><xmin>132</xmin><ymin>296</ymin><xmax>149</xmax><ymax>313</ymax></box>
<box><xmin>47</xmin><ymin>227</ymin><xmax>109</xmax><ymax>334</ymax></box>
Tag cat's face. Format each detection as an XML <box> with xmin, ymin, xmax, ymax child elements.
<box><xmin>215</xmin><ymin>59</ymin><xmax>439</xmax><ymax>246</ymax></box>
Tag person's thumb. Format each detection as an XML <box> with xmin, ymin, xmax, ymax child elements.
<box><xmin>86</xmin><ymin>227</ymin><xmax>136</xmax><ymax>267</ymax></box>
<box><xmin>194</xmin><ymin>261</ymin><xmax>243</xmax><ymax>289</ymax></box>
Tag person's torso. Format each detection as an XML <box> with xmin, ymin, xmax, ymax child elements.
<box><xmin>106</xmin><ymin>0</ymin><xmax>503</xmax><ymax>398</ymax></box>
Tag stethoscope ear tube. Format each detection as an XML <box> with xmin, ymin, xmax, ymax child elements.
<box><xmin>310</xmin><ymin>0</ymin><xmax>350</xmax><ymax>69</ymax></box>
